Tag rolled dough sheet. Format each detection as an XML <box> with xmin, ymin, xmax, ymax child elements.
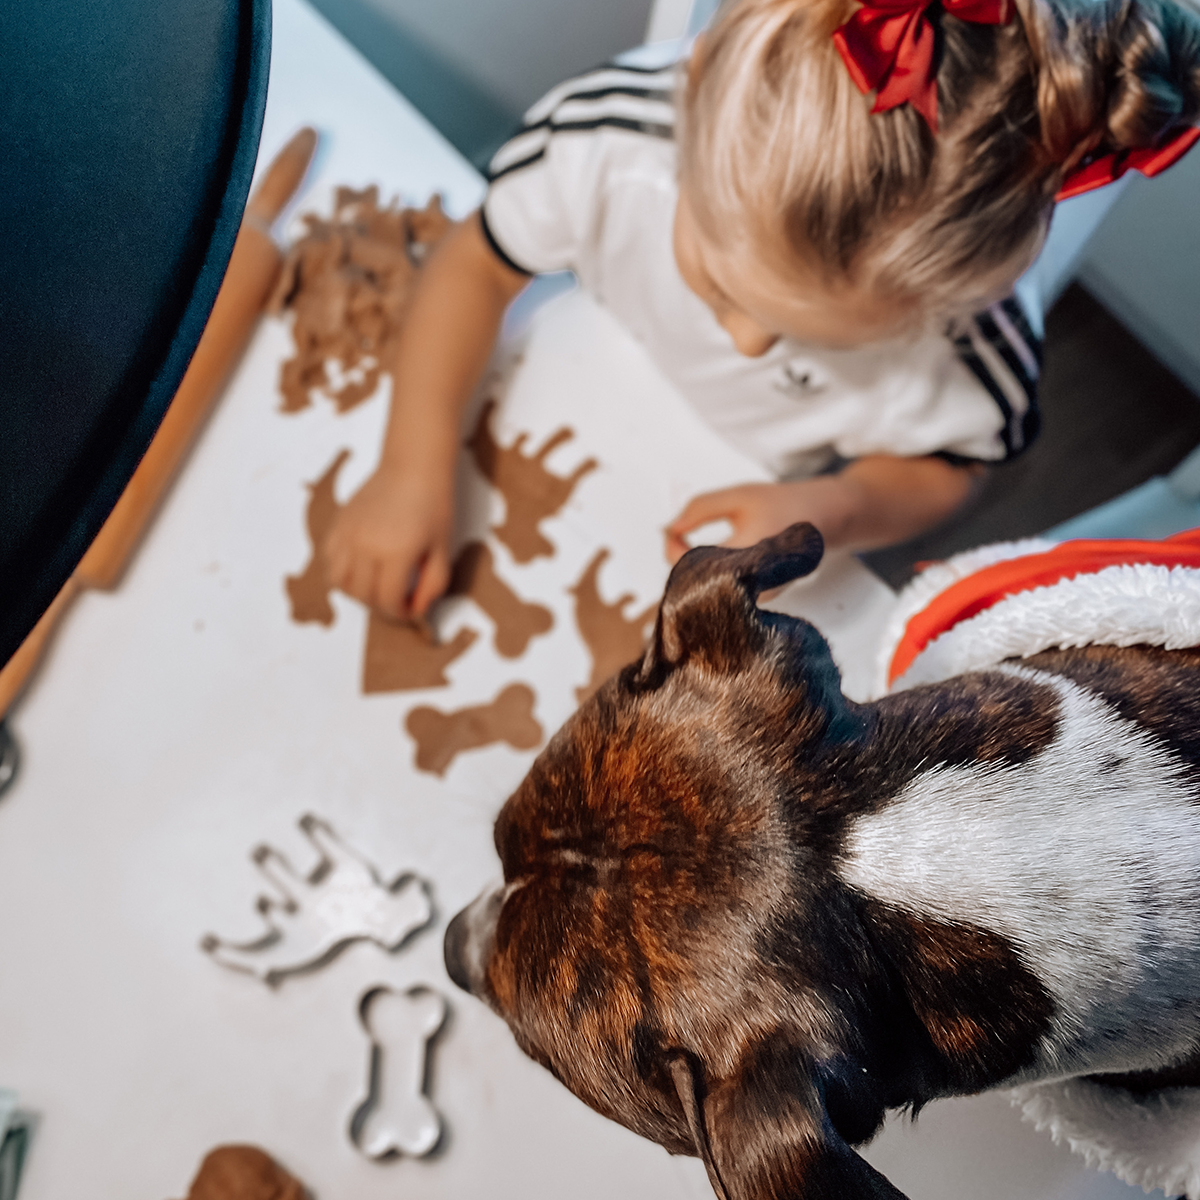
<box><xmin>271</xmin><ymin>187</ymin><xmax>452</xmax><ymax>415</ymax></box>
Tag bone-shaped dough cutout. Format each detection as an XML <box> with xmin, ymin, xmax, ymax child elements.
<box><xmin>286</xmin><ymin>448</ymin><xmax>349</xmax><ymax>626</ymax></box>
<box><xmin>201</xmin><ymin>814</ymin><xmax>433</xmax><ymax>986</ymax></box>
<box><xmin>349</xmin><ymin>985</ymin><xmax>448</xmax><ymax>1160</ymax></box>
<box><xmin>446</xmin><ymin>540</ymin><xmax>552</xmax><ymax>658</ymax></box>
<box><xmin>362</xmin><ymin>613</ymin><xmax>478</xmax><ymax>694</ymax></box>
<box><xmin>466</xmin><ymin>399</ymin><xmax>597</xmax><ymax>564</ymax></box>
<box><xmin>405</xmin><ymin>683</ymin><xmax>543</xmax><ymax>776</ymax></box>
<box><xmin>571</xmin><ymin>548</ymin><xmax>658</xmax><ymax>703</ymax></box>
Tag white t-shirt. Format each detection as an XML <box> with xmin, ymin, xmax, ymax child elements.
<box><xmin>482</xmin><ymin>57</ymin><xmax>1041</xmax><ymax>480</ymax></box>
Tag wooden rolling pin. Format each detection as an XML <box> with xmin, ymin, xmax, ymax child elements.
<box><xmin>0</xmin><ymin>127</ymin><xmax>319</xmax><ymax>716</ymax></box>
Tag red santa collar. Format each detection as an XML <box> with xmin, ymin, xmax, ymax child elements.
<box><xmin>888</xmin><ymin>526</ymin><xmax>1200</xmax><ymax>685</ymax></box>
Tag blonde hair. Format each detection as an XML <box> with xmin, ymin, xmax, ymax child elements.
<box><xmin>678</xmin><ymin>0</ymin><xmax>1200</xmax><ymax>320</ymax></box>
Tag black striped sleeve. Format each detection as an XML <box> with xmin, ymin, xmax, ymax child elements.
<box><xmin>478</xmin><ymin>206</ymin><xmax>533</xmax><ymax>276</ymax></box>
<box><xmin>951</xmin><ymin>296</ymin><xmax>1043</xmax><ymax>461</ymax></box>
<box><xmin>486</xmin><ymin>62</ymin><xmax>677</xmax><ymax>186</ymax></box>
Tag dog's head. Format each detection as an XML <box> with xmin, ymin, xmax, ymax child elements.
<box><xmin>446</xmin><ymin>525</ymin><xmax>911</xmax><ymax>1198</ymax></box>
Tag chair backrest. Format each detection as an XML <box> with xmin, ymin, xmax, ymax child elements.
<box><xmin>0</xmin><ymin>0</ymin><xmax>269</xmax><ymax>666</ymax></box>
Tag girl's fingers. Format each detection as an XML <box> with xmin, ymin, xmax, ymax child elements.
<box><xmin>665</xmin><ymin>488</ymin><xmax>748</xmax><ymax>563</ymax></box>
<box><xmin>664</xmin><ymin>528</ymin><xmax>690</xmax><ymax>565</ymax></box>
<box><xmin>666</xmin><ymin>489</ymin><xmax>739</xmax><ymax>535</ymax></box>
<box><xmin>410</xmin><ymin>548</ymin><xmax>451</xmax><ymax>618</ymax></box>
<box><xmin>375</xmin><ymin>556</ymin><xmax>416</xmax><ymax>621</ymax></box>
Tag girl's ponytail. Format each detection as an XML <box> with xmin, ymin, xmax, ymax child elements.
<box><xmin>679</xmin><ymin>0</ymin><xmax>1199</xmax><ymax>322</ymax></box>
<box><xmin>1022</xmin><ymin>0</ymin><xmax>1200</xmax><ymax>175</ymax></box>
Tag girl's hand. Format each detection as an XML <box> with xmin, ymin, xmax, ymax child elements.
<box><xmin>664</xmin><ymin>478</ymin><xmax>855</xmax><ymax>564</ymax></box>
<box><xmin>664</xmin><ymin>457</ymin><xmax>979</xmax><ymax>564</ymax></box>
<box><xmin>325</xmin><ymin>466</ymin><xmax>454</xmax><ymax>619</ymax></box>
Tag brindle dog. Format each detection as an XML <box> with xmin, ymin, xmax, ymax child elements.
<box><xmin>445</xmin><ymin>523</ymin><xmax>1200</xmax><ymax>1200</ymax></box>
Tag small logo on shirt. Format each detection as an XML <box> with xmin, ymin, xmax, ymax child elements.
<box><xmin>775</xmin><ymin>363</ymin><xmax>826</xmax><ymax>398</ymax></box>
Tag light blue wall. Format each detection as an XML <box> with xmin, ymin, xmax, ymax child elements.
<box><xmin>1077</xmin><ymin>148</ymin><xmax>1200</xmax><ymax>400</ymax></box>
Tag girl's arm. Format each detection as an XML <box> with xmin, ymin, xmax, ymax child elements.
<box><xmin>664</xmin><ymin>454</ymin><xmax>981</xmax><ymax>562</ymax></box>
<box><xmin>325</xmin><ymin>211</ymin><xmax>530</xmax><ymax>618</ymax></box>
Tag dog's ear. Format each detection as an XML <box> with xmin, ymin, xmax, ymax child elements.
<box><xmin>667</xmin><ymin>1048</ymin><xmax>909</xmax><ymax>1200</ymax></box>
<box><xmin>640</xmin><ymin>523</ymin><xmax>825</xmax><ymax>681</ymax></box>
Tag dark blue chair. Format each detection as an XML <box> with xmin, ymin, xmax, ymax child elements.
<box><xmin>0</xmin><ymin>0</ymin><xmax>271</xmax><ymax>665</ymax></box>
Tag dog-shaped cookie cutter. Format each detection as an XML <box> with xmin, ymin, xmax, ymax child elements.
<box><xmin>445</xmin><ymin>522</ymin><xmax>1200</xmax><ymax>1200</ymax></box>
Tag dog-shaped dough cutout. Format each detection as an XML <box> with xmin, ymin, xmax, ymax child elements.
<box><xmin>349</xmin><ymin>985</ymin><xmax>447</xmax><ymax>1160</ymax></box>
<box><xmin>445</xmin><ymin>522</ymin><xmax>1200</xmax><ymax>1200</ymax></box>
<box><xmin>202</xmin><ymin>814</ymin><xmax>433</xmax><ymax>986</ymax></box>
<box><xmin>466</xmin><ymin>399</ymin><xmax>597</xmax><ymax>564</ymax></box>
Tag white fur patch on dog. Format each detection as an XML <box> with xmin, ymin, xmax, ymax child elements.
<box><xmin>840</xmin><ymin>668</ymin><xmax>1200</xmax><ymax>1079</ymax></box>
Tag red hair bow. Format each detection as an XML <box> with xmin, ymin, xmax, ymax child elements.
<box><xmin>1056</xmin><ymin>125</ymin><xmax>1200</xmax><ymax>200</ymax></box>
<box><xmin>833</xmin><ymin>0</ymin><xmax>1014</xmax><ymax>131</ymax></box>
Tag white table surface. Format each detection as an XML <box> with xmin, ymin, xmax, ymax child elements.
<box><xmin>0</xmin><ymin>2</ymin><xmax>1152</xmax><ymax>1197</ymax></box>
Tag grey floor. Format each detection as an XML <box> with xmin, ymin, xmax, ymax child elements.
<box><xmin>864</xmin><ymin>283</ymin><xmax>1200</xmax><ymax>587</ymax></box>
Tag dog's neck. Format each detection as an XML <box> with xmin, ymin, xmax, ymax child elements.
<box><xmin>816</xmin><ymin>654</ymin><xmax>1200</xmax><ymax>1105</ymax></box>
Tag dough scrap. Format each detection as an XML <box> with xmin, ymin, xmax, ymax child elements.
<box><xmin>285</xmin><ymin>448</ymin><xmax>349</xmax><ymax>625</ymax></box>
<box><xmin>179</xmin><ymin>1145</ymin><xmax>306</xmax><ymax>1200</ymax></box>
<box><xmin>447</xmin><ymin>540</ymin><xmax>553</xmax><ymax>658</ymax></box>
<box><xmin>362</xmin><ymin>614</ymin><xmax>477</xmax><ymax>694</ymax></box>
<box><xmin>349</xmin><ymin>985</ymin><xmax>447</xmax><ymax>1160</ymax></box>
<box><xmin>200</xmin><ymin>813</ymin><xmax>433</xmax><ymax>987</ymax></box>
<box><xmin>466</xmin><ymin>399</ymin><xmax>597</xmax><ymax>563</ymax></box>
<box><xmin>271</xmin><ymin>188</ymin><xmax>452</xmax><ymax>414</ymax></box>
<box><xmin>571</xmin><ymin>548</ymin><xmax>658</xmax><ymax>703</ymax></box>
<box><xmin>405</xmin><ymin>683</ymin><xmax>543</xmax><ymax>776</ymax></box>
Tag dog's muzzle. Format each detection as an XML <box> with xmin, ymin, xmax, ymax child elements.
<box><xmin>444</xmin><ymin>883</ymin><xmax>505</xmax><ymax>998</ymax></box>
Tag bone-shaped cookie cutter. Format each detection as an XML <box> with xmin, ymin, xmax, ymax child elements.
<box><xmin>349</xmin><ymin>985</ymin><xmax>448</xmax><ymax>1160</ymax></box>
<box><xmin>201</xmin><ymin>814</ymin><xmax>433</xmax><ymax>987</ymax></box>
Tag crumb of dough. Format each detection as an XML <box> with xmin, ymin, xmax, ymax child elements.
<box><xmin>270</xmin><ymin>188</ymin><xmax>453</xmax><ymax>414</ymax></box>
<box><xmin>446</xmin><ymin>540</ymin><xmax>553</xmax><ymax>658</ymax></box>
<box><xmin>180</xmin><ymin>1145</ymin><xmax>307</xmax><ymax>1200</ymax></box>
<box><xmin>570</xmin><ymin>548</ymin><xmax>657</xmax><ymax>703</ymax></box>
<box><xmin>405</xmin><ymin>683</ymin><xmax>543</xmax><ymax>775</ymax></box>
<box><xmin>466</xmin><ymin>399</ymin><xmax>598</xmax><ymax>563</ymax></box>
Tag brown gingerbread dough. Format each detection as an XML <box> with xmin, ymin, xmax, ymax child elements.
<box><xmin>447</xmin><ymin>540</ymin><xmax>552</xmax><ymax>658</ymax></box>
<box><xmin>570</xmin><ymin>548</ymin><xmax>658</xmax><ymax>703</ymax></box>
<box><xmin>178</xmin><ymin>1145</ymin><xmax>307</xmax><ymax>1200</ymax></box>
<box><xmin>286</xmin><ymin>448</ymin><xmax>349</xmax><ymax>625</ymax></box>
<box><xmin>363</xmin><ymin>614</ymin><xmax>477</xmax><ymax>693</ymax></box>
<box><xmin>270</xmin><ymin>188</ymin><xmax>452</xmax><ymax>414</ymax></box>
<box><xmin>405</xmin><ymin>683</ymin><xmax>543</xmax><ymax>775</ymax></box>
<box><xmin>466</xmin><ymin>400</ymin><xmax>597</xmax><ymax>564</ymax></box>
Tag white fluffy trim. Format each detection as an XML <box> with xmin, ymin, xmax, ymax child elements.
<box><xmin>1011</xmin><ymin>1079</ymin><xmax>1200</xmax><ymax>1198</ymax></box>
<box><xmin>874</xmin><ymin>538</ymin><xmax>1200</xmax><ymax>1195</ymax></box>
<box><xmin>872</xmin><ymin>550</ymin><xmax>1200</xmax><ymax>698</ymax></box>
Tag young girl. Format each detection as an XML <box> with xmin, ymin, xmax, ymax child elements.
<box><xmin>327</xmin><ymin>0</ymin><xmax>1200</xmax><ymax>619</ymax></box>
